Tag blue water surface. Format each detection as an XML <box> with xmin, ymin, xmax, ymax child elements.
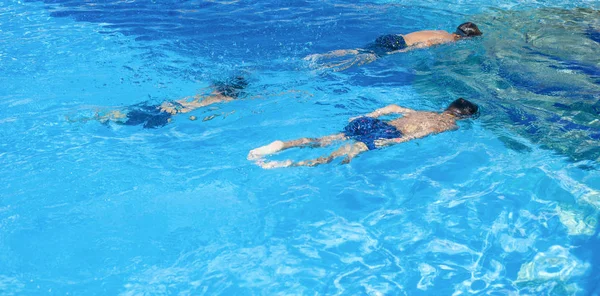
<box><xmin>1</xmin><ymin>0</ymin><xmax>600</xmax><ymax>295</ymax></box>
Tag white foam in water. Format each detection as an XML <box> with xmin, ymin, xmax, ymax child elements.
<box><xmin>454</xmin><ymin>259</ymin><xmax>504</xmax><ymax>295</ymax></box>
<box><xmin>426</xmin><ymin>239</ymin><xmax>478</xmax><ymax>256</ymax></box>
<box><xmin>417</xmin><ymin>263</ymin><xmax>436</xmax><ymax>290</ymax></box>
<box><xmin>516</xmin><ymin>246</ymin><xmax>589</xmax><ymax>293</ymax></box>
<box><xmin>556</xmin><ymin>206</ymin><xmax>597</xmax><ymax>236</ymax></box>
<box><xmin>499</xmin><ymin>233</ymin><xmax>536</xmax><ymax>253</ymax></box>
<box><xmin>540</xmin><ymin>166</ymin><xmax>600</xmax><ymax>210</ymax></box>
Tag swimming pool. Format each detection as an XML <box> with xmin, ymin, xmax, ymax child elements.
<box><xmin>1</xmin><ymin>0</ymin><xmax>599</xmax><ymax>294</ymax></box>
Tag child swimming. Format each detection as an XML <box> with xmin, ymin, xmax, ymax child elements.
<box><xmin>248</xmin><ymin>98</ymin><xmax>479</xmax><ymax>168</ymax></box>
<box><xmin>305</xmin><ymin>22</ymin><xmax>482</xmax><ymax>71</ymax></box>
<box><xmin>71</xmin><ymin>76</ymin><xmax>249</xmax><ymax>128</ymax></box>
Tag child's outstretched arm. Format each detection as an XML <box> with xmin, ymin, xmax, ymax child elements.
<box><xmin>365</xmin><ymin>104</ymin><xmax>415</xmax><ymax>118</ymax></box>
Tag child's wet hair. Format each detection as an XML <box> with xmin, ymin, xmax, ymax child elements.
<box><xmin>456</xmin><ymin>22</ymin><xmax>482</xmax><ymax>37</ymax></box>
<box><xmin>446</xmin><ymin>98</ymin><xmax>479</xmax><ymax>118</ymax></box>
<box><xmin>213</xmin><ymin>76</ymin><xmax>249</xmax><ymax>99</ymax></box>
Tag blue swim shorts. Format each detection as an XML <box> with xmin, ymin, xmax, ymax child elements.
<box><xmin>343</xmin><ymin>117</ymin><xmax>403</xmax><ymax>150</ymax></box>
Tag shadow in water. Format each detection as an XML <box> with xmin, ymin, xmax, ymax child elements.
<box><xmin>409</xmin><ymin>7</ymin><xmax>600</xmax><ymax>162</ymax></box>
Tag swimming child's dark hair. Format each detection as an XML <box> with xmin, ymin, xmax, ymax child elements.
<box><xmin>456</xmin><ymin>22</ymin><xmax>482</xmax><ymax>37</ymax></box>
<box><xmin>446</xmin><ymin>98</ymin><xmax>479</xmax><ymax>118</ymax></box>
<box><xmin>213</xmin><ymin>76</ymin><xmax>249</xmax><ymax>99</ymax></box>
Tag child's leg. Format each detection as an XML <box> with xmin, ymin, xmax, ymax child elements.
<box><xmin>293</xmin><ymin>142</ymin><xmax>368</xmax><ymax>167</ymax></box>
<box><xmin>304</xmin><ymin>49</ymin><xmax>378</xmax><ymax>72</ymax></box>
<box><xmin>341</xmin><ymin>142</ymin><xmax>369</xmax><ymax>164</ymax></box>
<box><xmin>247</xmin><ymin>133</ymin><xmax>346</xmax><ymax>160</ymax></box>
<box><xmin>66</xmin><ymin>108</ymin><xmax>127</xmax><ymax>124</ymax></box>
<box><xmin>283</xmin><ymin>133</ymin><xmax>347</xmax><ymax>149</ymax></box>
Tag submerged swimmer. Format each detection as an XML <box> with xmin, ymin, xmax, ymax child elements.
<box><xmin>248</xmin><ymin>98</ymin><xmax>479</xmax><ymax>168</ymax></box>
<box><xmin>305</xmin><ymin>22</ymin><xmax>483</xmax><ymax>71</ymax></box>
<box><xmin>74</xmin><ymin>76</ymin><xmax>249</xmax><ymax>128</ymax></box>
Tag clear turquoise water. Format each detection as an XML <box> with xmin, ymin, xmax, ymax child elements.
<box><xmin>1</xmin><ymin>0</ymin><xmax>599</xmax><ymax>294</ymax></box>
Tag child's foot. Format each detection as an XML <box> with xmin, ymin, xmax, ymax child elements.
<box><xmin>247</xmin><ymin>140</ymin><xmax>285</xmax><ymax>160</ymax></box>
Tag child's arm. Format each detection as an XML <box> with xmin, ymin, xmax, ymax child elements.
<box><xmin>365</xmin><ymin>104</ymin><xmax>415</xmax><ymax>118</ymax></box>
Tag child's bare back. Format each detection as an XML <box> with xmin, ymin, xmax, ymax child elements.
<box><xmin>389</xmin><ymin>111</ymin><xmax>458</xmax><ymax>139</ymax></box>
<box><xmin>402</xmin><ymin>30</ymin><xmax>458</xmax><ymax>48</ymax></box>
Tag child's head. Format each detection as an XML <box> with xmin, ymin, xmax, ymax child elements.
<box><xmin>445</xmin><ymin>98</ymin><xmax>479</xmax><ymax>118</ymax></box>
<box><xmin>455</xmin><ymin>22</ymin><xmax>482</xmax><ymax>38</ymax></box>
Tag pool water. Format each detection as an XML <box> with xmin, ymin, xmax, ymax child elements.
<box><xmin>1</xmin><ymin>0</ymin><xmax>599</xmax><ymax>294</ymax></box>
